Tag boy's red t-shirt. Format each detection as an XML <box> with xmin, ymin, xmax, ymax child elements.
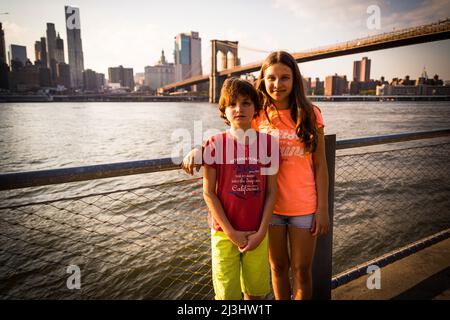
<box><xmin>203</xmin><ymin>131</ymin><xmax>277</xmax><ymax>232</ymax></box>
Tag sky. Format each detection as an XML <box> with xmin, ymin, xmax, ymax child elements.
<box><xmin>1</xmin><ymin>0</ymin><xmax>449</xmax><ymax>81</ymax></box>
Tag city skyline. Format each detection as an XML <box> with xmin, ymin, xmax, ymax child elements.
<box><xmin>1</xmin><ymin>0</ymin><xmax>449</xmax><ymax>82</ymax></box>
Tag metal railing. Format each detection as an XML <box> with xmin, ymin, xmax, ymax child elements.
<box><xmin>0</xmin><ymin>129</ymin><xmax>449</xmax><ymax>299</ymax></box>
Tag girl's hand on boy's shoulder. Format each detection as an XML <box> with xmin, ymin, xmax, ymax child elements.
<box><xmin>181</xmin><ymin>147</ymin><xmax>202</xmax><ymax>175</ymax></box>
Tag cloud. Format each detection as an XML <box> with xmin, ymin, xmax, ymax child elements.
<box><xmin>2</xmin><ymin>21</ymin><xmax>34</xmax><ymax>53</ymax></box>
<box><xmin>381</xmin><ymin>0</ymin><xmax>449</xmax><ymax>30</ymax></box>
<box><xmin>271</xmin><ymin>0</ymin><xmax>369</xmax><ymax>28</ymax></box>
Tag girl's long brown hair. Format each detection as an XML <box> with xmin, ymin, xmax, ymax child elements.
<box><xmin>255</xmin><ymin>51</ymin><xmax>318</xmax><ymax>153</ymax></box>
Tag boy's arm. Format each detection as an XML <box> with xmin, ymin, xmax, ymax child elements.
<box><xmin>239</xmin><ymin>172</ymin><xmax>278</xmax><ymax>252</ymax></box>
<box><xmin>203</xmin><ymin>165</ymin><xmax>255</xmax><ymax>248</ymax></box>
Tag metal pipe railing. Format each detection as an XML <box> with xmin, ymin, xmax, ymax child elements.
<box><xmin>1</xmin><ymin>129</ymin><xmax>449</xmax><ymax>191</ymax></box>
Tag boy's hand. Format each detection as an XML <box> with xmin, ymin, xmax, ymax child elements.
<box><xmin>227</xmin><ymin>230</ymin><xmax>256</xmax><ymax>248</ymax></box>
<box><xmin>181</xmin><ymin>148</ymin><xmax>201</xmax><ymax>175</ymax></box>
<box><xmin>239</xmin><ymin>232</ymin><xmax>264</xmax><ymax>253</ymax></box>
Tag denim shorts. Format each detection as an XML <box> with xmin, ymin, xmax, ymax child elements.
<box><xmin>270</xmin><ymin>213</ymin><xmax>315</xmax><ymax>229</ymax></box>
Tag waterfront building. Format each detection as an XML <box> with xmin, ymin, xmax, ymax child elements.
<box><xmin>325</xmin><ymin>74</ymin><xmax>348</xmax><ymax>96</ymax></box>
<box><xmin>96</xmin><ymin>73</ymin><xmax>105</xmax><ymax>91</ymax></box>
<box><xmin>144</xmin><ymin>50</ymin><xmax>175</xmax><ymax>92</ymax></box>
<box><xmin>311</xmin><ymin>77</ymin><xmax>324</xmax><ymax>95</ymax></box>
<box><xmin>174</xmin><ymin>31</ymin><xmax>202</xmax><ymax>82</ymax></box>
<box><xmin>303</xmin><ymin>77</ymin><xmax>312</xmax><ymax>95</ymax></box>
<box><xmin>108</xmin><ymin>65</ymin><xmax>134</xmax><ymax>90</ymax></box>
<box><xmin>57</xmin><ymin>62</ymin><xmax>71</xmax><ymax>89</ymax></box>
<box><xmin>83</xmin><ymin>69</ymin><xmax>99</xmax><ymax>92</ymax></box>
<box><xmin>38</xmin><ymin>66</ymin><xmax>52</xmax><ymax>88</ymax></box>
<box><xmin>134</xmin><ymin>72</ymin><xmax>145</xmax><ymax>86</ymax></box>
<box><xmin>8</xmin><ymin>65</ymin><xmax>41</xmax><ymax>91</ymax></box>
<box><xmin>377</xmin><ymin>74</ymin><xmax>450</xmax><ymax>96</ymax></box>
<box><xmin>65</xmin><ymin>5</ymin><xmax>85</xmax><ymax>88</ymax></box>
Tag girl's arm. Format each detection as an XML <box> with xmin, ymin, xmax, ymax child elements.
<box><xmin>311</xmin><ymin>127</ymin><xmax>330</xmax><ymax>236</ymax></box>
<box><xmin>203</xmin><ymin>165</ymin><xmax>255</xmax><ymax>247</ymax></box>
<box><xmin>181</xmin><ymin>147</ymin><xmax>202</xmax><ymax>175</ymax></box>
<box><xmin>240</xmin><ymin>172</ymin><xmax>278</xmax><ymax>252</ymax></box>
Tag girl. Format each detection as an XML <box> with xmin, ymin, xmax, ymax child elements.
<box><xmin>254</xmin><ymin>51</ymin><xmax>329</xmax><ymax>300</ymax></box>
<box><xmin>182</xmin><ymin>51</ymin><xmax>329</xmax><ymax>300</ymax></box>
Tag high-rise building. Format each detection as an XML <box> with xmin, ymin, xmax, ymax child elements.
<box><xmin>46</xmin><ymin>23</ymin><xmax>57</xmax><ymax>83</ymax></box>
<box><xmin>360</xmin><ymin>57</ymin><xmax>371</xmax><ymax>82</ymax></box>
<box><xmin>0</xmin><ymin>23</ymin><xmax>6</xmax><ymax>64</ymax></box>
<box><xmin>0</xmin><ymin>23</ymin><xmax>9</xmax><ymax>90</ymax></box>
<box><xmin>9</xmin><ymin>44</ymin><xmax>27</xmax><ymax>68</ymax></box>
<box><xmin>55</xmin><ymin>33</ymin><xmax>65</xmax><ymax>64</ymax></box>
<box><xmin>311</xmin><ymin>77</ymin><xmax>324</xmax><ymax>95</ymax></box>
<box><xmin>34</xmin><ymin>38</ymin><xmax>48</xmax><ymax>67</ymax></box>
<box><xmin>174</xmin><ymin>31</ymin><xmax>202</xmax><ymax>82</ymax></box>
<box><xmin>39</xmin><ymin>37</ymin><xmax>48</xmax><ymax>67</ymax></box>
<box><xmin>83</xmin><ymin>69</ymin><xmax>99</xmax><ymax>91</ymax></box>
<box><xmin>353</xmin><ymin>61</ymin><xmax>361</xmax><ymax>81</ymax></box>
<box><xmin>353</xmin><ymin>57</ymin><xmax>371</xmax><ymax>82</ymax></box>
<box><xmin>57</xmin><ymin>62</ymin><xmax>71</xmax><ymax>89</ymax></box>
<box><xmin>34</xmin><ymin>41</ymin><xmax>42</xmax><ymax>64</ymax></box>
<box><xmin>108</xmin><ymin>65</ymin><xmax>134</xmax><ymax>90</ymax></box>
<box><xmin>65</xmin><ymin>5</ymin><xmax>85</xmax><ymax>88</ymax></box>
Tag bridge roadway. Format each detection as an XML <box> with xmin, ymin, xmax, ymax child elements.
<box><xmin>162</xmin><ymin>19</ymin><xmax>450</xmax><ymax>92</ymax></box>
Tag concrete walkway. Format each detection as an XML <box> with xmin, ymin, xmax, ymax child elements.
<box><xmin>332</xmin><ymin>237</ymin><xmax>450</xmax><ymax>300</ymax></box>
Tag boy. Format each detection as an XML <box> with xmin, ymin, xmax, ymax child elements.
<box><xmin>202</xmin><ymin>77</ymin><xmax>279</xmax><ymax>300</ymax></box>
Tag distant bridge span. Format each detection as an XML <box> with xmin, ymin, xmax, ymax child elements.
<box><xmin>161</xmin><ymin>19</ymin><xmax>450</xmax><ymax>102</ymax></box>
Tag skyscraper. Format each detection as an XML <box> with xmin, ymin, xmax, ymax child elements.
<box><xmin>9</xmin><ymin>44</ymin><xmax>27</xmax><ymax>67</ymax></box>
<box><xmin>0</xmin><ymin>23</ymin><xmax>9</xmax><ymax>89</ymax></box>
<box><xmin>0</xmin><ymin>23</ymin><xmax>6</xmax><ymax>64</ymax></box>
<box><xmin>174</xmin><ymin>31</ymin><xmax>202</xmax><ymax>82</ymax></box>
<box><xmin>39</xmin><ymin>37</ymin><xmax>48</xmax><ymax>67</ymax></box>
<box><xmin>65</xmin><ymin>5</ymin><xmax>84</xmax><ymax>88</ymax></box>
<box><xmin>34</xmin><ymin>38</ymin><xmax>49</xmax><ymax>67</ymax></box>
<box><xmin>360</xmin><ymin>57</ymin><xmax>371</xmax><ymax>82</ymax></box>
<box><xmin>353</xmin><ymin>57</ymin><xmax>371</xmax><ymax>82</ymax></box>
<box><xmin>46</xmin><ymin>23</ymin><xmax>57</xmax><ymax>83</ymax></box>
<box><xmin>55</xmin><ymin>33</ymin><xmax>65</xmax><ymax>64</ymax></box>
<box><xmin>353</xmin><ymin>60</ymin><xmax>361</xmax><ymax>81</ymax></box>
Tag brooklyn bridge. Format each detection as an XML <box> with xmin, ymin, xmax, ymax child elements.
<box><xmin>160</xmin><ymin>19</ymin><xmax>450</xmax><ymax>103</ymax></box>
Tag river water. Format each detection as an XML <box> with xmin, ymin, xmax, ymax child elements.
<box><xmin>0</xmin><ymin>101</ymin><xmax>449</xmax><ymax>299</ymax></box>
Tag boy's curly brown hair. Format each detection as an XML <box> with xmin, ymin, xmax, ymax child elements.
<box><xmin>218</xmin><ymin>77</ymin><xmax>261</xmax><ymax>126</ymax></box>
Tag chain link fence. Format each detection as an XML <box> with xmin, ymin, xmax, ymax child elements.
<box><xmin>0</xmin><ymin>139</ymin><xmax>449</xmax><ymax>299</ymax></box>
